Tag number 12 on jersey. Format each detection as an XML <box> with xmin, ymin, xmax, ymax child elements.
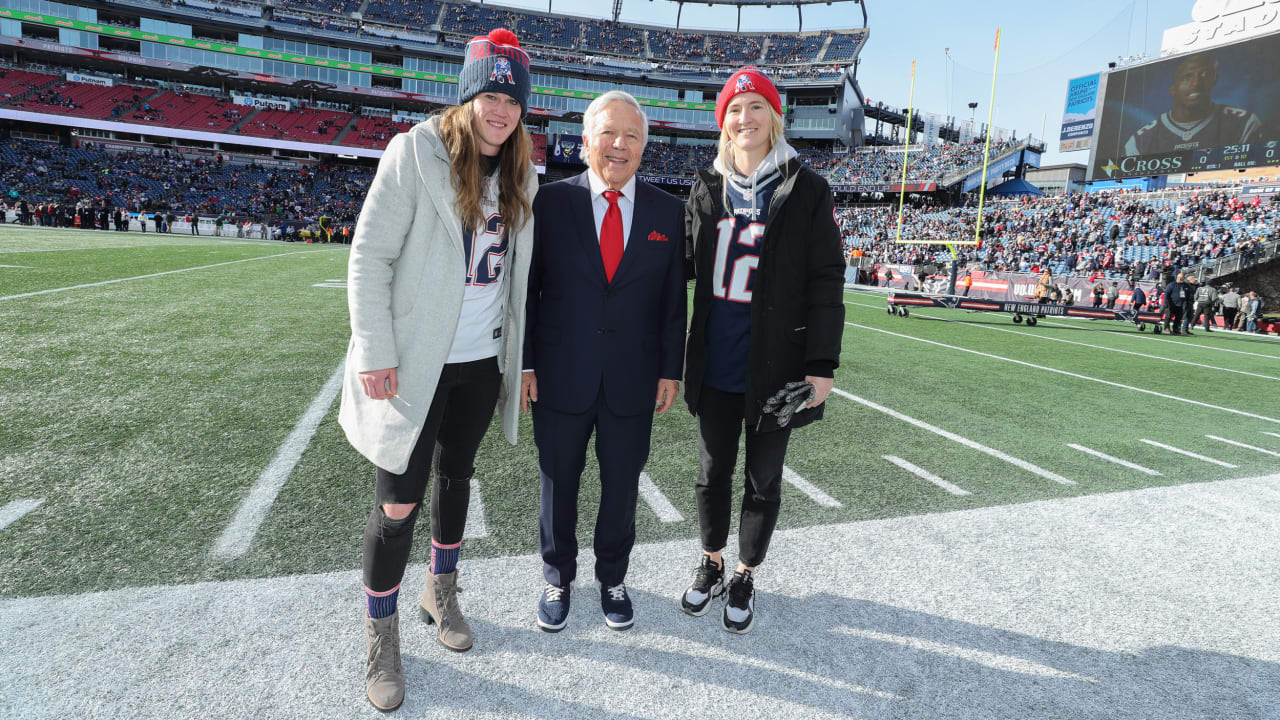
<box><xmin>712</xmin><ymin>218</ymin><xmax>764</xmax><ymax>303</ymax></box>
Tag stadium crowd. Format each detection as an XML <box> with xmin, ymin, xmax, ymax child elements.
<box><xmin>840</xmin><ymin>190</ymin><xmax>1278</xmax><ymax>282</ymax></box>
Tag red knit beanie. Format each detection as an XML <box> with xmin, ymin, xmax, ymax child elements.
<box><xmin>715</xmin><ymin>66</ymin><xmax>782</xmax><ymax>129</ymax></box>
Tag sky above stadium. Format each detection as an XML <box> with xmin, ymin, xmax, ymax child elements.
<box><xmin>485</xmin><ymin>0</ymin><xmax>1196</xmax><ymax>166</ymax></box>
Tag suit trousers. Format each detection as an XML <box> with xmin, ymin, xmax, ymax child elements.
<box><xmin>534</xmin><ymin>385</ymin><xmax>653</xmax><ymax>587</ymax></box>
<box><xmin>694</xmin><ymin>385</ymin><xmax>792</xmax><ymax>568</ymax></box>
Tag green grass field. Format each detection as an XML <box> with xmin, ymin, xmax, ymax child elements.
<box><xmin>3</xmin><ymin>224</ymin><xmax>1279</xmax><ymax>600</ymax></box>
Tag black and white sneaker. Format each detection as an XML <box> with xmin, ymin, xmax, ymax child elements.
<box><xmin>680</xmin><ymin>555</ymin><xmax>725</xmax><ymax>617</ymax></box>
<box><xmin>722</xmin><ymin>568</ymin><xmax>755</xmax><ymax>634</ymax></box>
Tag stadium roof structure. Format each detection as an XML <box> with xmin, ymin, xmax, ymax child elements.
<box><xmin>541</xmin><ymin>0</ymin><xmax>866</xmax><ymax>31</ymax></box>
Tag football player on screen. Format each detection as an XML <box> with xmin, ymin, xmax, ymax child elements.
<box><xmin>1123</xmin><ymin>53</ymin><xmax>1263</xmax><ymax>156</ymax></box>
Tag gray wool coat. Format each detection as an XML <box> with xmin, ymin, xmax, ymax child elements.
<box><xmin>338</xmin><ymin>116</ymin><xmax>538</xmax><ymax>474</ymax></box>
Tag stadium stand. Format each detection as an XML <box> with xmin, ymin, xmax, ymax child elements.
<box><xmin>580</xmin><ymin>19</ymin><xmax>646</xmax><ymax>57</ymax></box>
<box><xmin>275</xmin><ymin>0</ymin><xmax>362</xmax><ymax>15</ymax></box>
<box><xmin>839</xmin><ymin>191</ymin><xmax>1278</xmax><ymax>279</ymax></box>
<box><xmin>648</xmin><ymin>30</ymin><xmax>707</xmax><ymax>61</ymax></box>
<box><xmin>8</xmin><ymin>80</ymin><xmax>151</xmax><ymax>121</ymax></box>
<box><xmin>237</xmin><ymin>107</ymin><xmax>352</xmax><ymax>143</ymax></box>
<box><xmin>344</xmin><ymin>116</ymin><xmax>414</xmax><ymax>150</ymax></box>
<box><xmin>125</xmin><ymin>91</ymin><xmax>248</xmax><ymax>132</ymax></box>
<box><xmin>703</xmin><ymin>34</ymin><xmax>765</xmax><ymax>65</ymax></box>
<box><xmin>512</xmin><ymin>14</ymin><xmax>582</xmax><ymax>49</ymax></box>
<box><xmin>822</xmin><ymin>32</ymin><xmax>865</xmax><ymax>62</ymax></box>
<box><xmin>766</xmin><ymin>34</ymin><xmax>828</xmax><ymax>64</ymax></box>
<box><xmin>0</xmin><ymin>69</ymin><xmax>59</xmax><ymax>103</ymax></box>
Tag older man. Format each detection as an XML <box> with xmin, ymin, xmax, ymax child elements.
<box><xmin>521</xmin><ymin>91</ymin><xmax>685</xmax><ymax>632</ymax></box>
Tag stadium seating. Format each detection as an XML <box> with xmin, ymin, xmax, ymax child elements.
<box><xmin>580</xmin><ymin>20</ymin><xmax>645</xmax><ymax>57</ymax></box>
<box><xmin>513</xmin><ymin>14</ymin><xmax>581</xmax><ymax>49</ymax></box>
<box><xmin>703</xmin><ymin>34</ymin><xmax>765</xmax><ymax>65</ymax></box>
<box><xmin>126</xmin><ymin>92</ymin><xmax>248</xmax><ymax>132</ymax></box>
<box><xmin>238</xmin><ymin>107</ymin><xmax>352</xmax><ymax>143</ymax></box>
<box><xmin>344</xmin><ymin>116</ymin><xmax>414</xmax><ymax>149</ymax></box>
<box><xmin>766</xmin><ymin>35</ymin><xmax>827</xmax><ymax>64</ymax></box>
<box><xmin>839</xmin><ymin>190</ymin><xmax>1278</xmax><ymax>277</ymax></box>
<box><xmin>0</xmin><ymin>69</ymin><xmax>59</xmax><ymax>103</ymax></box>
<box><xmin>823</xmin><ymin>32</ymin><xmax>865</xmax><ymax>62</ymax></box>
<box><xmin>361</xmin><ymin>0</ymin><xmax>444</xmax><ymax>26</ymax></box>
<box><xmin>648</xmin><ymin>30</ymin><xmax>707</xmax><ymax>61</ymax></box>
<box><xmin>275</xmin><ymin>0</ymin><xmax>362</xmax><ymax>15</ymax></box>
<box><xmin>9</xmin><ymin>81</ymin><xmax>150</xmax><ymax>120</ymax></box>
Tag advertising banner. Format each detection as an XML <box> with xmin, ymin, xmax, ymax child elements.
<box><xmin>1060</xmin><ymin>73</ymin><xmax>1100</xmax><ymax>152</ymax></box>
<box><xmin>66</xmin><ymin>72</ymin><xmax>113</xmax><ymax>87</ymax></box>
<box><xmin>1090</xmin><ymin>32</ymin><xmax>1280</xmax><ymax>181</ymax></box>
<box><xmin>231</xmin><ymin>94</ymin><xmax>292</xmax><ymax>111</ymax></box>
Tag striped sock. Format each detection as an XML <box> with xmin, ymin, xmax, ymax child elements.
<box><xmin>430</xmin><ymin>540</ymin><xmax>460</xmax><ymax>575</ymax></box>
<box><xmin>365</xmin><ymin>584</ymin><xmax>399</xmax><ymax>619</ymax></box>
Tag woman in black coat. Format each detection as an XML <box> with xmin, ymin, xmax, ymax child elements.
<box><xmin>680</xmin><ymin>67</ymin><xmax>846</xmax><ymax>633</ymax></box>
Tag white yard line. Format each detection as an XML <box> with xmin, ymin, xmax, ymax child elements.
<box><xmin>463</xmin><ymin>480</ymin><xmax>490</xmax><ymax>539</ymax></box>
<box><xmin>1205</xmin><ymin>435</ymin><xmax>1280</xmax><ymax>458</ymax></box>
<box><xmin>0</xmin><ymin>498</ymin><xmax>44</xmax><ymax>531</ymax></box>
<box><xmin>835</xmin><ymin>627</ymin><xmax>1096</xmax><ymax>682</ymax></box>
<box><xmin>782</xmin><ymin>466</ymin><xmax>844</xmax><ymax>507</ymax></box>
<box><xmin>882</xmin><ymin>456</ymin><xmax>971</xmax><ymax>495</ymax></box>
<box><xmin>1264</xmin><ymin>432</ymin><xmax>1280</xmax><ymax>440</ymax></box>
<box><xmin>843</xmin><ymin>300</ymin><xmax>1280</xmax><ymax>381</ymax></box>
<box><xmin>0</xmin><ymin>250</ymin><xmax>333</xmax><ymax>301</ymax></box>
<box><xmin>212</xmin><ymin>361</ymin><xmax>346</xmax><ymax>558</ymax></box>
<box><xmin>843</xmin><ymin>321</ymin><xmax>1280</xmax><ymax>425</ymax></box>
<box><xmin>1035</xmin><ymin>319</ymin><xmax>1280</xmax><ymax>360</ymax></box>
<box><xmin>0</xmin><ymin>264</ymin><xmax>34</xmax><ymax>268</ymax></box>
<box><xmin>1066</xmin><ymin>444</ymin><xmax>1163</xmax><ymax>476</ymax></box>
<box><xmin>638</xmin><ymin>472</ymin><xmax>684</xmax><ymax>523</ymax></box>
<box><xmin>831</xmin><ymin>387</ymin><xmax>1075</xmax><ymax>485</ymax></box>
<box><xmin>1139</xmin><ymin>439</ymin><xmax>1238</xmax><ymax>468</ymax></box>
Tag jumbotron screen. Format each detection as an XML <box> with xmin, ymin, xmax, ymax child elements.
<box><xmin>1088</xmin><ymin>32</ymin><xmax>1280</xmax><ymax>181</ymax></box>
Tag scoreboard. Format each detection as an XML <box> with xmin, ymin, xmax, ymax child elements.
<box><xmin>1088</xmin><ymin>32</ymin><xmax>1280</xmax><ymax>182</ymax></box>
<box><xmin>1189</xmin><ymin>141</ymin><xmax>1280</xmax><ymax>171</ymax></box>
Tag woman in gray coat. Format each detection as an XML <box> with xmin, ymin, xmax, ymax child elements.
<box><xmin>338</xmin><ymin>28</ymin><xmax>537</xmax><ymax>711</ymax></box>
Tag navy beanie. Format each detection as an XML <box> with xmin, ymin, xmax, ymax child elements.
<box><xmin>459</xmin><ymin>28</ymin><xmax>531</xmax><ymax>117</ymax></box>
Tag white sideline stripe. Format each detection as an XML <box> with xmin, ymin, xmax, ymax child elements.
<box><xmin>212</xmin><ymin>361</ymin><xmax>346</xmax><ymax>558</ymax></box>
<box><xmin>843</xmin><ymin>288</ymin><xmax>1280</xmax><ymax>357</ymax></box>
<box><xmin>1206</xmin><ymin>435</ymin><xmax>1280</xmax><ymax>458</ymax></box>
<box><xmin>0</xmin><ymin>250</ymin><xmax>333</xmax><ymax>301</ymax></box>
<box><xmin>835</xmin><ymin>627</ymin><xmax>1097</xmax><ymax>682</ymax></box>
<box><xmin>1036</xmin><ymin>318</ymin><xmax>1280</xmax><ymax>360</ymax></box>
<box><xmin>843</xmin><ymin>300</ymin><xmax>1280</xmax><ymax>382</ymax></box>
<box><xmin>782</xmin><ymin>466</ymin><xmax>844</xmax><ymax>507</ymax></box>
<box><xmin>638</xmin><ymin>472</ymin><xmax>684</xmax><ymax>523</ymax></box>
<box><xmin>1066</xmin><ymin>444</ymin><xmax>1162</xmax><ymax>476</ymax></box>
<box><xmin>0</xmin><ymin>264</ymin><xmax>34</xmax><ymax>268</ymax></box>
<box><xmin>831</xmin><ymin>387</ymin><xmax>1075</xmax><ymax>485</ymax></box>
<box><xmin>1139</xmin><ymin>439</ymin><xmax>1238</xmax><ymax>468</ymax></box>
<box><xmin>844</xmin><ymin>320</ymin><xmax>1280</xmax><ymax>425</ymax></box>
<box><xmin>882</xmin><ymin>456</ymin><xmax>971</xmax><ymax>495</ymax></box>
<box><xmin>0</xmin><ymin>499</ymin><xmax>44</xmax><ymax>530</ymax></box>
<box><xmin>463</xmin><ymin>480</ymin><xmax>490</xmax><ymax>539</ymax></box>
<box><xmin>1265</xmin><ymin>431</ymin><xmax>1280</xmax><ymax>440</ymax></box>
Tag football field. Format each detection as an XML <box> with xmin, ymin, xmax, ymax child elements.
<box><xmin>1</xmin><ymin>226</ymin><xmax>1278</xmax><ymax>719</ymax></box>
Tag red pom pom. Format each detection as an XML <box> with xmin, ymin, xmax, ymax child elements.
<box><xmin>488</xmin><ymin>27</ymin><xmax>520</xmax><ymax>47</ymax></box>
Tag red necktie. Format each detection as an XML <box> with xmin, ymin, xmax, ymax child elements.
<box><xmin>600</xmin><ymin>189</ymin><xmax>623</xmax><ymax>282</ymax></box>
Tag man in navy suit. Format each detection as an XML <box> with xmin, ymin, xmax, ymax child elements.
<box><xmin>521</xmin><ymin>91</ymin><xmax>686</xmax><ymax>632</ymax></box>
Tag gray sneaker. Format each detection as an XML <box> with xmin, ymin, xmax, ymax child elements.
<box><xmin>364</xmin><ymin>612</ymin><xmax>404</xmax><ymax>712</ymax></box>
<box><xmin>419</xmin><ymin>569</ymin><xmax>473</xmax><ymax>651</ymax></box>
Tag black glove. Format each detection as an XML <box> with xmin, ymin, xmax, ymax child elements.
<box><xmin>760</xmin><ymin>381</ymin><xmax>815</xmax><ymax>429</ymax></box>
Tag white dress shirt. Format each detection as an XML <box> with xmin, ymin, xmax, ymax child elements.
<box><xmin>586</xmin><ymin>168</ymin><xmax>636</xmax><ymax>249</ymax></box>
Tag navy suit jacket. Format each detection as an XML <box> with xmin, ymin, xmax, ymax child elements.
<box><xmin>524</xmin><ymin>171</ymin><xmax>686</xmax><ymax>416</ymax></box>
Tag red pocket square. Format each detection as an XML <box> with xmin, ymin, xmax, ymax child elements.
<box><xmin>647</xmin><ymin>231</ymin><xmax>670</xmax><ymax>243</ymax></box>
